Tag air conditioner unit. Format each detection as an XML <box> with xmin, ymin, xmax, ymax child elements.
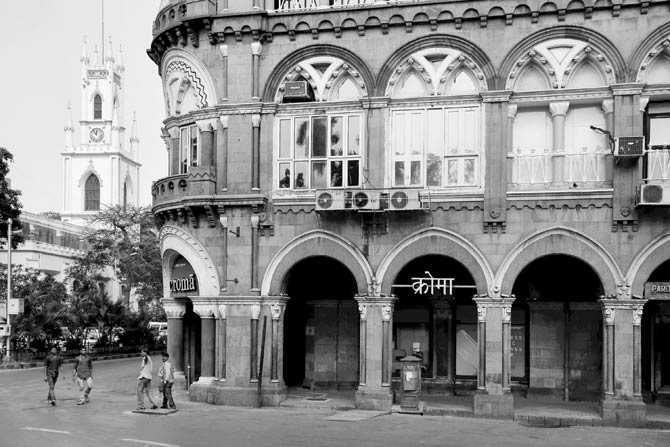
<box><xmin>615</xmin><ymin>136</ymin><xmax>644</xmax><ymax>157</ymax></box>
<box><xmin>347</xmin><ymin>190</ymin><xmax>380</xmax><ymax>210</ymax></box>
<box><xmin>282</xmin><ymin>81</ymin><xmax>314</xmax><ymax>103</ymax></box>
<box><xmin>315</xmin><ymin>190</ymin><xmax>346</xmax><ymax>211</ymax></box>
<box><xmin>636</xmin><ymin>184</ymin><xmax>670</xmax><ymax>206</ymax></box>
<box><xmin>380</xmin><ymin>189</ymin><xmax>422</xmax><ymax>211</ymax></box>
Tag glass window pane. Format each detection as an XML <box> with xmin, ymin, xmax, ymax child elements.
<box><xmin>330</xmin><ymin>116</ymin><xmax>343</xmax><ymax>156</ymax></box>
<box><xmin>394</xmin><ymin>113</ymin><xmax>406</xmax><ymax>156</ymax></box>
<box><xmin>330</xmin><ymin>161</ymin><xmax>343</xmax><ymax>187</ymax></box>
<box><xmin>180</xmin><ymin>128</ymin><xmax>188</xmax><ymax>173</ymax></box>
<box><xmin>190</xmin><ymin>125</ymin><xmax>198</xmax><ymax>167</ymax></box>
<box><xmin>410</xmin><ymin>112</ymin><xmax>422</xmax><ymax>155</ymax></box>
<box><xmin>279</xmin><ymin>119</ymin><xmax>291</xmax><ymax>159</ymax></box>
<box><xmin>312</xmin><ymin>161</ymin><xmax>327</xmax><ymax>189</ymax></box>
<box><xmin>278</xmin><ymin>163</ymin><xmax>291</xmax><ymax>189</ymax></box>
<box><xmin>348</xmin><ymin>115</ymin><xmax>360</xmax><ymax>155</ymax></box>
<box><xmin>410</xmin><ymin>161</ymin><xmax>421</xmax><ymax>185</ymax></box>
<box><xmin>463</xmin><ymin>109</ymin><xmax>477</xmax><ymax>153</ymax></box>
<box><xmin>395</xmin><ymin>161</ymin><xmax>405</xmax><ymax>186</ymax></box>
<box><xmin>446</xmin><ymin>110</ymin><xmax>460</xmax><ymax>154</ymax></box>
<box><xmin>464</xmin><ymin>159</ymin><xmax>475</xmax><ymax>184</ymax></box>
<box><xmin>456</xmin><ymin>324</ymin><xmax>478</xmax><ymax>376</ymax></box>
<box><xmin>295</xmin><ymin>161</ymin><xmax>308</xmax><ymax>189</ymax></box>
<box><xmin>447</xmin><ymin>159</ymin><xmax>458</xmax><ymax>184</ymax></box>
<box><xmin>650</xmin><ymin>117</ymin><xmax>670</xmax><ymax>146</ymax></box>
<box><xmin>295</xmin><ymin>117</ymin><xmax>309</xmax><ymax>159</ymax></box>
<box><xmin>312</xmin><ymin>116</ymin><xmax>327</xmax><ymax>157</ymax></box>
<box><xmin>347</xmin><ymin>160</ymin><xmax>359</xmax><ymax>186</ymax></box>
<box><xmin>426</xmin><ymin>154</ymin><xmax>442</xmax><ymax>186</ymax></box>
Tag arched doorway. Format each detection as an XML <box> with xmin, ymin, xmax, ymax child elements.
<box><xmin>642</xmin><ymin>259</ymin><xmax>670</xmax><ymax>405</ymax></box>
<box><xmin>511</xmin><ymin>255</ymin><xmax>604</xmax><ymax>401</ymax></box>
<box><xmin>182</xmin><ymin>300</ymin><xmax>201</xmax><ymax>385</ymax></box>
<box><xmin>283</xmin><ymin>256</ymin><xmax>359</xmax><ymax>390</ymax></box>
<box><xmin>391</xmin><ymin>255</ymin><xmax>477</xmax><ymax>389</ymax></box>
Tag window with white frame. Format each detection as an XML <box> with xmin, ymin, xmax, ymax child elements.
<box><xmin>179</xmin><ymin>124</ymin><xmax>199</xmax><ymax>174</ymax></box>
<box><xmin>391</xmin><ymin>106</ymin><xmax>481</xmax><ymax>188</ymax></box>
<box><xmin>276</xmin><ymin>113</ymin><xmax>362</xmax><ymax>190</ymax></box>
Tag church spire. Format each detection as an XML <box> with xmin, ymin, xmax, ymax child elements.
<box><xmin>64</xmin><ymin>102</ymin><xmax>75</xmax><ymax>149</ymax></box>
<box><xmin>117</xmin><ymin>45</ymin><xmax>125</xmax><ymax>73</ymax></box>
<box><xmin>130</xmin><ymin>112</ymin><xmax>140</xmax><ymax>159</ymax></box>
<box><xmin>106</xmin><ymin>36</ymin><xmax>115</xmax><ymax>67</ymax></box>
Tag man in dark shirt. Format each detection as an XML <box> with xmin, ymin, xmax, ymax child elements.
<box><xmin>73</xmin><ymin>347</ymin><xmax>93</xmax><ymax>405</ymax></box>
<box><xmin>44</xmin><ymin>347</ymin><xmax>64</xmax><ymax>406</ymax></box>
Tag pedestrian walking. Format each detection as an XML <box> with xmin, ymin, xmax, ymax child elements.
<box><xmin>73</xmin><ymin>347</ymin><xmax>93</xmax><ymax>405</ymax></box>
<box><xmin>158</xmin><ymin>351</ymin><xmax>176</xmax><ymax>409</ymax></box>
<box><xmin>44</xmin><ymin>347</ymin><xmax>64</xmax><ymax>406</ymax></box>
<box><xmin>137</xmin><ymin>348</ymin><xmax>158</xmax><ymax>410</ymax></box>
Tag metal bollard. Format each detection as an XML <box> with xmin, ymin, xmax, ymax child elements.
<box><xmin>186</xmin><ymin>363</ymin><xmax>191</xmax><ymax>390</ymax></box>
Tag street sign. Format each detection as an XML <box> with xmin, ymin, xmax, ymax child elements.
<box><xmin>8</xmin><ymin>298</ymin><xmax>24</xmax><ymax>315</ymax></box>
<box><xmin>645</xmin><ymin>282</ymin><xmax>670</xmax><ymax>300</ymax></box>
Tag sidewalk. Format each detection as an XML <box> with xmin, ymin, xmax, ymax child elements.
<box><xmin>0</xmin><ymin>350</ymin><xmax>162</xmax><ymax>370</ymax></box>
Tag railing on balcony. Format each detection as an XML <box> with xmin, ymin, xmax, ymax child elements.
<box><xmin>152</xmin><ymin>174</ymin><xmax>189</xmax><ymax>206</ymax></box>
<box><xmin>510</xmin><ymin>147</ymin><xmax>608</xmax><ymax>187</ymax></box>
<box><xmin>510</xmin><ymin>149</ymin><xmax>552</xmax><ymax>185</ymax></box>
<box><xmin>646</xmin><ymin>149</ymin><xmax>670</xmax><ymax>182</ymax></box>
<box><xmin>269</xmin><ymin>0</ymin><xmax>422</xmax><ymax>12</ymax></box>
<box><xmin>565</xmin><ymin>147</ymin><xmax>607</xmax><ymax>183</ymax></box>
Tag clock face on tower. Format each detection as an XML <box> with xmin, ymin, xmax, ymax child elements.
<box><xmin>89</xmin><ymin>127</ymin><xmax>104</xmax><ymax>143</ymax></box>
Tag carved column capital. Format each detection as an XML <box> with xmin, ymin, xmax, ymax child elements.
<box><xmin>219</xmin><ymin>215</ymin><xmax>228</xmax><ymax>229</ymax></box>
<box><xmin>251</xmin><ymin>41</ymin><xmax>262</xmax><ymax>56</ymax></box>
<box><xmin>632</xmin><ymin>304</ymin><xmax>644</xmax><ymax>326</ymax></box>
<box><xmin>196</xmin><ymin>118</ymin><xmax>217</xmax><ymax>133</ymax></box>
<box><xmin>507</xmin><ymin>104</ymin><xmax>518</xmax><ymax>119</ymax></box>
<box><xmin>601</xmin><ymin>99</ymin><xmax>614</xmax><ymax>115</ymax></box>
<box><xmin>640</xmin><ymin>96</ymin><xmax>650</xmax><ymax>113</ymax></box>
<box><xmin>217</xmin><ymin>304</ymin><xmax>227</xmax><ymax>319</ymax></box>
<box><xmin>163</xmin><ymin>298</ymin><xmax>186</xmax><ymax>318</ymax></box>
<box><xmin>219</xmin><ymin>115</ymin><xmax>229</xmax><ymax>129</ymax></box>
<box><xmin>477</xmin><ymin>305</ymin><xmax>487</xmax><ymax>322</ymax></box>
<box><xmin>549</xmin><ymin>101</ymin><xmax>570</xmax><ymax>117</ymax></box>
<box><xmin>358</xmin><ymin>304</ymin><xmax>368</xmax><ymax>321</ymax></box>
<box><xmin>251</xmin><ymin>215</ymin><xmax>260</xmax><ymax>228</ymax></box>
<box><xmin>270</xmin><ymin>303</ymin><xmax>283</xmax><ymax>320</ymax></box>
<box><xmin>603</xmin><ymin>307</ymin><xmax>615</xmax><ymax>325</ymax></box>
<box><xmin>250</xmin><ymin>303</ymin><xmax>261</xmax><ymax>320</ymax></box>
<box><xmin>382</xmin><ymin>304</ymin><xmax>393</xmax><ymax>321</ymax></box>
<box><xmin>219</xmin><ymin>44</ymin><xmax>228</xmax><ymax>58</ymax></box>
<box><xmin>251</xmin><ymin>114</ymin><xmax>261</xmax><ymax>128</ymax></box>
<box><xmin>193</xmin><ymin>302</ymin><xmax>217</xmax><ymax>318</ymax></box>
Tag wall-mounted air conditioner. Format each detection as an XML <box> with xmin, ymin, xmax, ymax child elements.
<box><xmin>636</xmin><ymin>184</ymin><xmax>670</xmax><ymax>206</ymax></box>
<box><xmin>315</xmin><ymin>190</ymin><xmax>346</xmax><ymax>211</ymax></box>
<box><xmin>380</xmin><ymin>189</ymin><xmax>422</xmax><ymax>211</ymax></box>
<box><xmin>615</xmin><ymin>136</ymin><xmax>644</xmax><ymax>158</ymax></box>
<box><xmin>282</xmin><ymin>81</ymin><xmax>314</xmax><ymax>103</ymax></box>
<box><xmin>347</xmin><ymin>190</ymin><xmax>380</xmax><ymax>210</ymax></box>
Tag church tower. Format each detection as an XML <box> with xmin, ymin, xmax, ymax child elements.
<box><xmin>62</xmin><ymin>37</ymin><xmax>141</xmax><ymax>225</ymax></box>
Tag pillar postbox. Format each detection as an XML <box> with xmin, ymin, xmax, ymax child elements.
<box><xmin>399</xmin><ymin>355</ymin><xmax>424</xmax><ymax>414</ymax></box>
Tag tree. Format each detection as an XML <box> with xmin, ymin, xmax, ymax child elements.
<box><xmin>0</xmin><ymin>147</ymin><xmax>23</xmax><ymax>247</ymax></box>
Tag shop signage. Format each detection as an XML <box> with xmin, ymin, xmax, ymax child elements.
<box><xmin>8</xmin><ymin>298</ymin><xmax>24</xmax><ymax>315</ymax></box>
<box><xmin>645</xmin><ymin>282</ymin><xmax>670</xmax><ymax>300</ymax></box>
<box><xmin>392</xmin><ymin>271</ymin><xmax>476</xmax><ymax>296</ymax></box>
<box><xmin>170</xmin><ymin>256</ymin><xmax>198</xmax><ymax>295</ymax></box>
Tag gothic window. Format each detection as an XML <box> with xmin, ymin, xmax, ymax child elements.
<box><xmin>277</xmin><ymin>114</ymin><xmax>362</xmax><ymax>190</ymax></box>
<box><xmin>84</xmin><ymin>174</ymin><xmax>100</xmax><ymax>211</ymax></box>
<box><xmin>93</xmin><ymin>95</ymin><xmax>102</xmax><ymax>120</ymax></box>
<box><xmin>179</xmin><ymin>124</ymin><xmax>199</xmax><ymax>173</ymax></box>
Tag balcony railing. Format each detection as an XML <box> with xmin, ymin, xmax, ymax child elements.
<box><xmin>510</xmin><ymin>147</ymin><xmax>608</xmax><ymax>186</ymax></box>
<box><xmin>510</xmin><ymin>149</ymin><xmax>552</xmax><ymax>185</ymax></box>
<box><xmin>269</xmin><ymin>0</ymin><xmax>422</xmax><ymax>12</ymax></box>
<box><xmin>646</xmin><ymin>149</ymin><xmax>670</xmax><ymax>182</ymax></box>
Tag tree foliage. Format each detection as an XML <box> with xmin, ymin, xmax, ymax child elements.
<box><xmin>0</xmin><ymin>147</ymin><xmax>23</xmax><ymax>247</ymax></box>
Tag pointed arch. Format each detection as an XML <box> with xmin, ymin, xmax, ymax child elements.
<box><xmin>627</xmin><ymin>232</ymin><xmax>670</xmax><ymax>297</ymax></box>
<box><xmin>379</xmin><ymin>36</ymin><xmax>494</xmax><ymax>97</ymax></box>
<box><xmin>93</xmin><ymin>94</ymin><xmax>102</xmax><ymax>120</ymax></box>
<box><xmin>160</xmin><ymin>225</ymin><xmax>221</xmax><ymax>297</ymax></box>
<box><xmin>495</xmin><ymin>226</ymin><xmax>623</xmax><ymax>297</ymax></box>
<box><xmin>512</xmin><ymin>61</ymin><xmax>552</xmax><ymax>91</ymax></box>
<box><xmin>262</xmin><ymin>45</ymin><xmax>374</xmax><ymax>104</ymax></box>
<box><xmin>160</xmin><ymin>48</ymin><xmax>217</xmax><ymax>117</ymax></box>
<box><xmin>565</xmin><ymin>58</ymin><xmax>608</xmax><ymax>89</ymax></box>
<box><xmin>261</xmin><ymin>230</ymin><xmax>373</xmax><ymax>296</ymax></box>
<box><xmin>499</xmin><ymin>26</ymin><xmax>626</xmax><ymax>90</ymax></box>
<box><xmin>376</xmin><ymin>227</ymin><xmax>494</xmax><ymax>297</ymax></box>
<box><xmin>84</xmin><ymin>174</ymin><xmax>100</xmax><ymax>211</ymax></box>
<box><xmin>630</xmin><ymin>22</ymin><xmax>670</xmax><ymax>83</ymax></box>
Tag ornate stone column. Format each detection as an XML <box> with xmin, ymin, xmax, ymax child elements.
<box><xmin>602</xmin><ymin>302</ymin><xmax>615</xmax><ymax>397</ymax></box>
<box><xmin>168</xmin><ymin>127</ymin><xmax>180</xmax><ymax>175</ymax></box>
<box><xmin>251</xmin><ymin>114</ymin><xmax>261</xmax><ymax>191</ymax></box>
<box><xmin>472</xmin><ymin>294</ymin><xmax>515</xmax><ymax>419</ymax></box>
<box><xmin>196</xmin><ymin>118</ymin><xmax>216</xmax><ymax>169</ymax></box>
<box><xmin>549</xmin><ymin>101</ymin><xmax>569</xmax><ymax>187</ymax></box>
<box><xmin>163</xmin><ymin>298</ymin><xmax>186</xmax><ymax>380</ymax></box>
<box><xmin>632</xmin><ymin>303</ymin><xmax>644</xmax><ymax>397</ymax></box>
<box><xmin>506</xmin><ymin>104</ymin><xmax>518</xmax><ymax>185</ymax></box>
<box><xmin>269</xmin><ymin>301</ymin><xmax>286</xmax><ymax>382</ymax></box>
<box><xmin>218</xmin><ymin>44</ymin><xmax>228</xmax><ymax>102</ymax></box>
<box><xmin>216</xmin><ymin>304</ymin><xmax>227</xmax><ymax>380</ymax></box>
<box><xmin>218</xmin><ymin>115</ymin><xmax>228</xmax><ymax>191</ymax></box>
<box><xmin>354</xmin><ymin>283</ymin><xmax>396</xmax><ymax>411</ymax></box>
<box><xmin>160</xmin><ymin>127</ymin><xmax>171</xmax><ymax>175</ymax></box>
<box><xmin>250</xmin><ymin>215</ymin><xmax>260</xmax><ymax>292</ymax></box>
<box><xmin>251</xmin><ymin>42</ymin><xmax>262</xmax><ymax>100</ymax></box>
<box><xmin>218</xmin><ymin>215</ymin><xmax>229</xmax><ymax>288</ymax></box>
<box><xmin>250</xmin><ymin>303</ymin><xmax>261</xmax><ymax>382</ymax></box>
<box><xmin>193</xmin><ymin>301</ymin><xmax>217</xmax><ymax>383</ymax></box>
<box><xmin>430</xmin><ymin>295</ymin><xmax>454</xmax><ymax>380</ymax></box>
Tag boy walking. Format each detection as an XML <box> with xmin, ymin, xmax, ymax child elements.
<box><xmin>137</xmin><ymin>348</ymin><xmax>158</xmax><ymax>410</ymax></box>
<box><xmin>44</xmin><ymin>347</ymin><xmax>64</xmax><ymax>406</ymax></box>
<box><xmin>158</xmin><ymin>352</ymin><xmax>176</xmax><ymax>409</ymax></box>
<box><xmin>73</xmin><ymin>348</ymin><xmax>93</xmax><ymax>405</ymax></box>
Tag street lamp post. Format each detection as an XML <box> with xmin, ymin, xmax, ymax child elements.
<box><xmin>4</xmin><ymin>217</ymin><xmax>11</xmax><ymax>362</ymax></box>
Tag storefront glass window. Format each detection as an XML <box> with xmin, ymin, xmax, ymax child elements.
<box><xmin>455</xmin><ymin>306</ymin><xmax>478</xmax><ymax>377</ymax></box>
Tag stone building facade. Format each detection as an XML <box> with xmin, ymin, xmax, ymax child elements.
<box><xmin>149</xmin><ymin>0</ymin><xmax>670</xmax><ymax>426</ymax></box>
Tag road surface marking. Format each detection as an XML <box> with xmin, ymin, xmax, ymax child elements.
<box><xmin>23</xmin><ymin>427</ymin><xmax>71</xmax><ymax>434</ymax></box>
<box><xmin>121</xmin><ymin>439</ymin><xmax>180</xmax><ymax>447</ymax></box>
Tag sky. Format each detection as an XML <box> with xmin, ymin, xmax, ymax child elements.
<box><xmin>0</xmin><ymin>0</ymin><xmax>165</xmax><ymax>213</ymax></box>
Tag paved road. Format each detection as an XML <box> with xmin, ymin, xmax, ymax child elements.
<box><xmin>0</xmin><ymin>356</ymin><xmax>669</xmax><ymax>447</ymax></box>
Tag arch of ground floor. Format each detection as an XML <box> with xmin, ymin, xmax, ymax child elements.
<box><xmin>495</xmin><ymin>226</ymin><xmax>622</xmax><ymax>297</ymax></box>
<box><xmin>627</xmin><ymin>233</ymin><xmax>670</xmax><ymax>297</ymax></box>
<box><xmin>261</xmin><ymin>229</ymin><xmax>373</xmax><ymax>296</ymax></box>
<box><xmin>376</xmin><ymin>227</ymin><xmax>494</xmax><ymax>297</ymax></box>
<box><xmin>160</xmin><ymin>225</ymin><xmax>221</xmax><ymax>297</ymax></box>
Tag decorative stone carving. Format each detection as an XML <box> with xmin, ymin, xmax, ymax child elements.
<box><xmin>382</xmin><ymin>305</ymin><xmax>392</xmax><ymax>321</ymax></box>
<box><xmin>603</xmin><ymin>307</ymin><xmax>615</xmax><ymax>325</ymax></box>
<box><xmin>196</xmin><ymin>118</ymin><xmax>216</xmax><ymax>132</ymax></box>
<box><xmin>219</xmin><ymin>115</ymin><xmax>229</xmax><ymax>129</ymax></box>
<box><xmin>507</xmin><ymin>104</ymin><xmax>518</xmax><ymax>119</ymax></box>
<box><xmin>601</xmin><ymin>99</ymin><xmax>614</xmax><ymax>115</ymax></box>
<box><xmin>549</xmin><ymin>101</ymin><xmax>570</xmax><ymax>117</ymax></box>
<box><xmin>251</xmin><ymin>114</ymin><xmax>261</xmax><ymax>128</ymax></box>
<box><xmin>217</xmin><ymin>304</ymin><xmax>227</xmax><ymax>319</ymax></box>
<box><xmin>358</xmin><ymin>304</ymin><xmax>368</xmax><ymax>321</ymax></box>
<box><xmin>477</xmin><ymin>306</ymin><xmax>487</xmax><ymax>322</ymax></box>
<box><xmin>163</xmin><ymin>299</ymin><xmax>186</xmax><ymax>318</ymax></box>
<box><xmin>250</xmin><ymin>303</ymin><xmax>261</xmax><ymax>320</ymax></box>
<box><xmin>251</xmin><ymin>41</ymin><xmax>262</xmax><ymax>56</ymax></box>
<box><xmin>219</xmin><ymin>215</ymin><xmax>228</xmax><ymax>229</ymax></box>
<box><xmin>639</xmin><ymin>96</ymin><xmax>650</xmax><ymax>113</ymax></box>
<box><xmin>367</xmin><ymin>276</ymin><xmax>381</xmax><ymax>298</ymax></box>
<box><xmin>617</xmin><ymin>279</ymin><xmax>632</xmax><ymax>299</ymax></box>
<box><xmin>219</xmin><ymin>44</ymin><xmax>228</xmax><ymax>58</ymax></box>
<box><xmin>632</xmin><ymin>305</ymin><xmax>643</xmax><ymax>326</ymax></box>
<box><xmin>502</xmin><ymin>306</ymin><xmax>512</xmax><ymax>323</ymax></box>
<box><xmin>251</xmin><ymin>215</ymin><xmax>260</xmax><ymax>228</ymax></box>
<box><xmin>270</xmin><ymin>303</ymin><xmax>282</xmax><ymax>320</ymax></box>
<box><xmin>193</xmin><ymin>303</ymin><xmax>216</xmax><ymax>318</ymax></box>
